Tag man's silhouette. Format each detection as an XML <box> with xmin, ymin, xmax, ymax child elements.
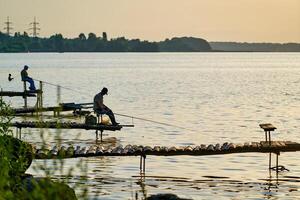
<box><xmin>21</xmin><ymin>65</ymin><xmax>36</xmax><ymax>91</ymax></box>
<box><xmin>93</xmin><ymin>87</ymin><xmax>119</xmax><ymax>126</ymax></box>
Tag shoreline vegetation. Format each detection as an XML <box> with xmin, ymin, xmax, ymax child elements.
<box><xmin>0</xmin><ymin>99</ymin><xmax>78</xmax><ymax>200</ymax></box>
<box><xmin>0</xmin><ymin>32</ymin><xmax>211</xmax><ymax>53</ymax></box>
<box><xmin>1</xmin><ymin>32</ymin><xmax>299</xmax><ymax>53</ymax></box>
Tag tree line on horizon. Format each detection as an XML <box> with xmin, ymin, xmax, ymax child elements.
<box><xmin>0</xmin><ymin>31</ymin><xmax>212</xmax><ymax>53</ymax></box>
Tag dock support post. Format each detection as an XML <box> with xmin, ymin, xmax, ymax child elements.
<box><xmin>16</xmin><ymin>127</ymin><xmax>22</xmax><ymax>140</ymax></box>
<box><xmin>57</xmin><ymin>85</ymin><xmax>61</xmax><ymax>105</ymax></box>
<box><xmin>140</xmin><ymin>155</ymin><xmax>146</xmax><ymax>174</ymax></box>
<box><xmin>265</xmin><ymin>131</ymin><xmax>267</xmax><ymax>142</ymax></box>
<box><xmin>23</xmin><ymin>82</ymin><xmax>27</xmax><ymax>108</ymax></box>
<box><xmin>143</xmin><ymin>155</ymin><xmax>146</xmax><ymax>173</ymax></box>
<box><xmin>95</xmin><ymin>130</ymin><xmax>103</xmax><ymax>143</ymax></box>
<box><xmin>140</xmin><ymin>156</ymin><xmax>142</xmax><ymax>171</ymax></box>
<box><xmin>269</xmin><ymin>153</ymin><xmax>272</xmax><ymax>169</ymax></box>
<box><xmin>276</xmin><ymin>153</ymin><xmax>279</xmax><ymax>172</ymax></box>
<box><xmin>56</xmin><ymin>85</ymin><xmax>61</xmax><ymax>116</ymax></box>
<box><xmin>264</xmin><ymin>130</ymin><xmax>272</xmax><ymax>146</ymax></box>
<box><xmin>37</xmin><ymin>81</ymin><xmax>43</xmax><ymax>109</ymax></box>
<box><xmin>269</xmin><ymin>152</ymin><xmax>289</xmax><ymax>172</ymax></box>
<box><xmin>16</xmin><ymin>127</ymin><xmax>19</xmax><ymax>139</ymax></box>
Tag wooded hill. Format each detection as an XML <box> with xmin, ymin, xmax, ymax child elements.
<box><xmin>0</xmin><ymin>32</ymin><xmax>212</xmax><ymax>52</ymax></box>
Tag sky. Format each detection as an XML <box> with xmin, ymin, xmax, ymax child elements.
<box><xmin>0</xmin><ymin>0</ymin><xmax>299</xmax><ymax>43</ymax></box>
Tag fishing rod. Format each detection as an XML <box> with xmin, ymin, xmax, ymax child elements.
<box><xmin>115</xmin><ymin>112</ymin><xmax>196</xmax><ymax>132</ymax></box>
<box><xmin>33</xmin><ymin>78</ymin><xmax>91</xmax><ymax>95</ymax></box>
<box><xmin>33</xmin><ymin>79</ymin><xmax>196</xmax><ymax>132</ymax></box>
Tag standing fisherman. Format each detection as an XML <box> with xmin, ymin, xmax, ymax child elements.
<box><xmin>94</xmin><ymin>87</ymin><xmax>119</xmax><ymax>126</ymax></box>
<box><xmin>21</xmin><ymin>65</ymin><xmax>36</xmax><ymax>91</ymax></box>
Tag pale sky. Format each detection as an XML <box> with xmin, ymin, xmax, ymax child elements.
<box><xmin>0</xmin><ymin>0</ymin><xmax>299</xmax><ymax>43</ymax></box>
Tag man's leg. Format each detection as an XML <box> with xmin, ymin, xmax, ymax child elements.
<box><xmin>25</xmin><ymin>78</ymin><xmax>36</xmax><ymax>91</ymax></box>
<box><xmin>105</xmin><ymin>108</ymin><xmax>118</xmax><ymax>125</ymax></box>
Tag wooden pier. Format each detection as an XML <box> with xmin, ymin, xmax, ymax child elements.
<box><xmin>0</xmin><ymin>91</ymin><xmax>37</xmax><ymax>97</ymax></box>
<box><xmin>11</xmin><ymin>121</ymin><xmax>129</xmax><ymax>131</ymax></box>
<box><xmin>11</xmin><ymin>121</ymin><xmax>134</xmax><ymax>141</ymax></box>
<box><xmin>1</xmin><ymin>81</ymin><xmax>43</xmax><ymax>109</ymax></box>
<box><xmin>12</xmin><ymin>102</ymin><xmax>92</xmax><ymax>116</ymax></box>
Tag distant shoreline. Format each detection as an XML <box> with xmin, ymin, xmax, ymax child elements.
<box><xmin>1</xmin><ymin>50</ymin><xmax>300</xmax><ymax>53</ymax></box>
<box><xmin>1</xmin><ymin>49</ymin><xmax>299</xmax><ymax>53</ymax></box>
<box><xmin>0</xmin><ymin>32</ymin><xmax>299</xmax><ymax>53</ymax></box>
<box><xmin>210</xmin><ymin>42</ymin><xmax>300</xmax><ymax>52</ymax></box>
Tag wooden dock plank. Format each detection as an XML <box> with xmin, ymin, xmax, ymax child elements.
<box><xmin>13</xmin><ymin>106</ymin><xmax>74</xmax><ymax>114</ymax></box>
<box><xmin>0</xmin><ymin>91</ymin><xmax>36</xmax><ymax>97</ymax></box>
<box><xmin>12</xmin><ymin>102</ymin><xmax>92</xmax><ymax>114</ymax></box>
<box><xmin>11</xmin><ymin>121</ymin><xmax>133</xmax><ymax>131</ymax></box>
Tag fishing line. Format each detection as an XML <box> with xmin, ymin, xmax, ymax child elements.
<box><xmin>33</xmin><ymin>78</ymin><xmax>91</xmax><ymax>95</ymax></box>
<box><xmin>115</xmin><ymin>112</ymin><xmax>197</xmax><ymax>132</ymax></box>
<box><xmin>33</xmin><ymin>79</ymin><xmax>197</xmax><ymax>132</ymax></box>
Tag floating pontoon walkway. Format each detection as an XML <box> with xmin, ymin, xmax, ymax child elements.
<box><xmin>30</xmin><ymin>123</ymin><xmax>298</xmax><ymax>173</ymax></box>
<box><xmin>33</xmin><ymin>141</ymin><xmax>300</xmax><ymax>159</ymax></box>
<box><xmin>32</xmin><ymin>141</ymin><xmax>300</xmax><ymax>173</ymax></box>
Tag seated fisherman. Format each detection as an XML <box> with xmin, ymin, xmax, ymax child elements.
<box><xmin>93</xmin><ymin>87</ymin><xmax>119</xmax><ymax>126</ymax></box>
<box><xmin>8</xmin><ymin>74</ymin><xmax>14</xmax><ymax>81</ymax></box>
<box><xmin>21</xmin><ymin>65</ymin><xmax>36</xmax><ymax>91</ymax></box>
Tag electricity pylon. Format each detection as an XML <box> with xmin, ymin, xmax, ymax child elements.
<box><xmin>29</xmin><ymin>17</ymin><xmax>40</xmax><ymax>37</ymax></box>
<box><xmin>4</xmin><ymin>16</ymin><xmax>13</xmax><ymax>35</ymax></box>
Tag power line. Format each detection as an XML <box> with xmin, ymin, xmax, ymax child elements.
<box><xmin>29</xmin><ymin>17</ymin><xmax>40</xmax><ymax>37</ymax></box>
<box><xmin>4</xmin><ymin>16</ymin><xmax>13</xmax><ymax>35</ymax></box>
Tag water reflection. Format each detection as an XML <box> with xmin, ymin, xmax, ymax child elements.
<box><xmin>3</xmin><ymin>53</ymin><xmax>300</xmax><ymax>199</ymax></box>
<box><xmin>28</xmin><ymin>159</ymin><xmax>300</xmax><ymax>200</ymax></box>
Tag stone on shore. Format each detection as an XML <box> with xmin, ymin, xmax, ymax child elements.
<box><xmin>147</xmin><ymin>193</ymin><xmax>192</xmax><ymax>200</ymax></box>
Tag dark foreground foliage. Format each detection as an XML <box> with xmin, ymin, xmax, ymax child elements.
<box><xmin>0</xmin><ymin>99</ymin><xmax>77</xmax><ymax>200</ymax></box>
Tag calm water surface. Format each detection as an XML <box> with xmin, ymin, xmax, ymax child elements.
<box><xmin>1</xmin><ymin>53</ymin><xmax>300</xmax><ymax>199</ymax></box>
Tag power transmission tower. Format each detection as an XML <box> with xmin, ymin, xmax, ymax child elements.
<box><xmin>4</xmin><ymin>16</ymin><xmax>13</xmax><ymax>35</ymax></box>
<box><xmin>29</xmin><ymin>17</ymin><xmax>40</xmax><ymax>37</ymax></box>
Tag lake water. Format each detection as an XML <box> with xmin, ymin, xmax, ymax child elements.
<box><xmin>1</xmin><ymin>53</ymin><xmax>300</xmax><ymax>199</ymax></box>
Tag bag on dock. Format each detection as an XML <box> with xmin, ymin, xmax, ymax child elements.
<box><xmin>85</xmin><ymin>115</ymin><xmax>97</xmax><ymax>125</ymax></box>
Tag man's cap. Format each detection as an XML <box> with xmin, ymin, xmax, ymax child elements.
<box><xmin>24</xmin><ymin>65</ymin><xmax>29</xmax><ymax>69</ymax></box>
<box><xmin>101</xmin><ymin>87</ymin><xmax>108</xmax><ymax>94</ymax></box>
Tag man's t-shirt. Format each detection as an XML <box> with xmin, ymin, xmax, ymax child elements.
<box><xmin>93</xmin><ymin>93</ymin><xmax>104</xmax><ymax>110</ymax></box>
<box><xmin>21</xmin><ymin>69</ymin><xmax>28</xmax><ymax>81</ymax></box>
